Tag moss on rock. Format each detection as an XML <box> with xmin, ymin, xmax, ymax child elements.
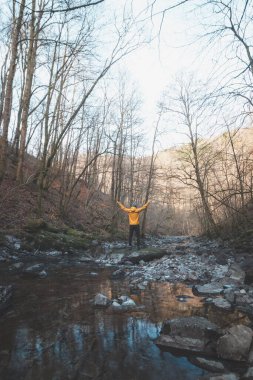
<box><xmin>21</xmin><ymin>227</ymin><xmax>94</xmax><ymax>252</ymax></box>
<box><xmin>24</xmin><ymin>218</ymin><xmax>47</xmax><ymax>232</ymax></box>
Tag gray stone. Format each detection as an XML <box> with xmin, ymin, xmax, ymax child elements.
<box><xmin>157</xmin><ymin>334</ymin><xmax>204</xmax><ymax>352</ymax></box>
<box><xmin>213</xmin><ymin>298</ymin><xmax>232</xmax><ymax>311</ymax></box>
<box><xmin>161</xmin><ymin>316</ymin><xmax>220</xmax><ymax>340</ymax></box>
<box><xmin>228</xmin><ymin>263</ymin><xmax>245</xmax><ymax>283</ymax></box>
<box><xmin>9</xmin><ymin>262</ymin><xmax>24</xmax><ymax>271</ymax></box>
<box><xmin>24</xmin><ymin>263</ymin><xmax>45</xmax><ymax>274</ymax></box>
<box><xmin>46</xmin><ymin>250</ymin><xmax>62</xmax><ymax>256</ymax></box>
<box><xmin>94</xmin><ymin>293</ymin><xmax>111</xmax><ymax>307</ymax></box>
<box><xmin>39</xmin><ymin>270</ymin><xmax>47</xmax><ymax>278</ymax></box>
<box><xmin>192</xmin><ymin>357</ymin><xmax>225</xmax><ymax>372</ymax></box>
<box><xmin>118</xmin><ymin>295</ymin><xmax>129</xmax><ymax>303</ymax></box>
<box><xmin>217</xmin><ymin>325</ymin><xmax>253</xmax><ymax>361</ymax></box>
<box><xmin>205</xmin><ymin>298</ymin><xmax>214</xmax><ymax>304</ymax></box>
<box><xmin>234</xmin><ymin>292</ymin><xmax>253</xmax><ymax>306</ymax></box>
<box><xmin>204</xmin><ymin>374</ymin><xmax>238</xmax><ymax>380</ymax></box>
<box><xmin>157</xmin><ymin>316</ymin><xmax>221</xmax><ymax>355</ymax></box>
<box><xmin>122</xmin><ymin>299</ymin><xmax>136</xmax><ymax>308</ymax></box>
<box><xmin>193</xmin><ymin>283</ymin><xmax>224</xmax><ymax>296</ymax></box>
<box><xmin>111</xmin><ymin>301</ymin><xmax>122</xmax><ymax>309</ymax></box>
<box><xmin>223</xmin><ymin>288</ymin><xmax>235</xmax><ymax>303</ymax></box>
<box><xmin>79</xmin><ymin>256</ymin><xmax>93</xmax><ymax>262</ymax></box>
<box><xmin>5</xmin><ymin>235</ymin><xmax>21</xmax><ymax>250</ymax></box>
<box><xmin>187</xmin><ymin>272</ymin><xmax>198</xmax><ymax>281</ymax></box>
<box><xmin>122</xmin><ymin>247</ymin><xmax>167</xmax><ymax>264</ymax></box>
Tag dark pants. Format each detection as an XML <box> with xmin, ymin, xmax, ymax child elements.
<box><xmin>129</xmin><ymin>224</ymin><xmax>140</xmax><ymax>247</ymax></box>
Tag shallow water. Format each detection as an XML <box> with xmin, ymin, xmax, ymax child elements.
<box><xmin>0</xmin><ymin>255</ymin><xmax>248</xmax><ymax>380</ymax></box>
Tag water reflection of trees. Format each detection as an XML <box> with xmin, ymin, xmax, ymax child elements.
<box><xmin>3</xmin><ymin>314</ymin><xmax>205</xmax><ymax>379</ymax></box>
<box><xmin>0</xmin><ymin>267</ymin><xmax>249</xmax><ymax>379</ymax></box>
<box><xmin>140</xmin><ymin>282</ymin><xmax>204</xmax><ymax>322</ymax></box>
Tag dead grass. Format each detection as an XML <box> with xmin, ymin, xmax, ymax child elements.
<box><xmin>0</xmin><ymin>155</ymin><xmax>115</xmax><ymax>235</ymax></box>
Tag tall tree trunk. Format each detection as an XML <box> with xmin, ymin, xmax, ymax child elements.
<box><xmin>188</xmin><ymin>121</ymin><xmax>217</xmax><ymax>234</ymax></box>
<box><xmin>0</xmin><ymin>0</ymin><xmax>25</xmax><ymax>182</ymax></box>
<box><xmin>226</xmin><ymin>126</ymin><xmax>245</xmax><ymax>207</ymax></box>
<box><xmin>141</xmin><ymin>112</ymin><xmax>160</xmax><ymax>236</ymax></box>
<box><xmin>16</xmin><ymin>0</ymin><xmax>42</xmax><ymax>182</ymax></box>
<box><xmin>0</xmin><ymin>52</ymin><xmax>9</xmax><ymax>127</ymax></box>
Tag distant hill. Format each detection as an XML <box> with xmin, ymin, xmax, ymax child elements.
<box><xmin>151</xmin><ymin>127</ymin><xmax>253</xmax><ymax>236</ymax></box>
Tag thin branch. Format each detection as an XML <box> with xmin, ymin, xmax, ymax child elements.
<box><xmin>14</xmin><ymin>0</ymin><xmax>105</xmax><ymax>14</ymax></box>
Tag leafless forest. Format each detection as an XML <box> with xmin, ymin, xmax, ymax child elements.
<box><xmin>0</xmin><ymin>0</ymin><xmax>253</xmax><ymax>238</ymax></box>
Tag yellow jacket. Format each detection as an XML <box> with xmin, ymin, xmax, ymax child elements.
<box><xmin>117</xmin><ymin>201</ymin><xmax>150</xmax><ymax>225</ymax></box>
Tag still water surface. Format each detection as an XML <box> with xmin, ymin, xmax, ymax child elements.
<box><xmin>0</xmin><ymin>257</ymin><xmax>244</xmax><ymax>380</ymax></box>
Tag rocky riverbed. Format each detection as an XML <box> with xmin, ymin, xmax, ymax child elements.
<box><xmin>0</xmin><ymin>234</ymin><xmax>253</xmax><ymax>380</ymax></box>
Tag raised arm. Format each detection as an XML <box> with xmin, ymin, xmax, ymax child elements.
<box><xmin>136</xmin><ymin>200</ymin><xmax>150</xmax><ymax>212</ymax></box>
<box><xmin>117</xmin><ymin>200</ymin><xmax>131</xmax><ymax>213</ymax></box>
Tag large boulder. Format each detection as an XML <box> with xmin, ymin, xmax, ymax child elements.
<box><xmin>156</xmin><ymin>316</ymin><xmax>221</xmax><ymax>356</ymax></box>
<box><xmin>121</xmin><ymin>247</ymin><xmax>167</xmax><ymax>264</ymax></box>
<box><xmin>157</xmin><ymin>317</ymin><xmax>253</xmax><ymax>365</ymax></box>
<box><xmin>217</xmin><ymin>325</ymin><xmax>253</xmax><ymax>361</ymax></box>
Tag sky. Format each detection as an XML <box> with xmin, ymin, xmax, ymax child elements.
<box><xmin>0</xmin><ymin>0</ymin><xmax>246</xmax><ymax>151</ymax></box>
<box><xmin>101</xmin><ymin>0</ymin><xmax>221</xmax><ymax>149</ymax></box>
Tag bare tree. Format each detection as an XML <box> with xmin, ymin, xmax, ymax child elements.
<box><xmin>162</xmin><ymin>77</ymin><xmax>218</xmax><ymax>234</ymax></box>
<box><xmin>141</xmin><ymin>109</ymin><xmax>160</xmax><ymax>236</ymax></box>
<box><xmin>16</xmin><ymin>0</ymin><xmax>44</xmax><ymax>182</ymax></box>
<box><xmin>0</xmin><ymin>0</ymin><xmax>26</xmax><ymax>182</ymax></box>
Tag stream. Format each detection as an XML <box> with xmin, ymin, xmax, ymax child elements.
<box><xmin>0</xmin><ymin>240</ymin><xmax>249</xmax><ymax>380</ymax></box>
